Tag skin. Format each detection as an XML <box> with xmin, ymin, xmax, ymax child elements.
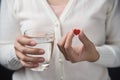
<box><xmin>14</xmin><ymin>35</ymin><xmax>45</xmax><ymax>68</ymax></box>
<box><xmin>48</xmin><ymin>0</ymin><xmax>68</xmax><ymax>5</ymax></box>
<box><xmin>57</xmin><ymin>29</ymin><xmax>100</xmax><ymax>63</ymax></box>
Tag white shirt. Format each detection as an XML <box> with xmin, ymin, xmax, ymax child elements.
<box><xmin>0</xmin><ymin>0</ymin><xmax>120</xmax><ymax>80</ymax></box>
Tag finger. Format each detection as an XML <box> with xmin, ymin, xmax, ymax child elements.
<box><xmin>78</xmin><ymin>31</ymin><xmax>92</xmax><ymax>47</ymax></box>
<box><xmin>64</xmin><ymin>30</ymin><xmax>74</xmax><ymax>49</ymax></box>
<box><xmin>20</xmin><ymin>60</ymin><xmax>39</xmax><ymax>68</ymax></box>
<box><xmin>64</xmin><ymin>30</ymin><xmax>74</xmax><ymax>55</ymax></box>
<box><xmin>16</xmin><ymin>35</ymin><xmax>36</xmax><ymax>46</ymax></box>
<box><xmin>57</xmin><ymin>32</ymin><xmax>70</xmax><ymax>60</ymax></box>
<box><xmin>58</xmin><ymin>32</ymin><xmax>69</xmax><ymax>48</ymax></box>
<box><xmin>16</xmin><ymin>50</ymin><xmax>45</xmax><ymax>63</ymax></box>
<box><xmin>63</xmin><ymin>31</ymin><xmax>75</xmax><ymax>61</ymax></box>
<box><xmin>15</xmin><ymin>41</ymin><xmax>44</xmax><ymax>55</ymax></box>
<box><xmin>57</xmin><ymin>44</ymin><xmax>70</xmax><ymax>61</ymax></box>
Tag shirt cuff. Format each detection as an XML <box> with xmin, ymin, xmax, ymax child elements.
<box><xmin>94</xmin><ymin>45</ymin><xmax>118</xmax><ymax>67</ymax></box>
<box><xmin>0</xmin><ymin>44</ymin><xmax>22</xmax><ymax>70</ymax></box>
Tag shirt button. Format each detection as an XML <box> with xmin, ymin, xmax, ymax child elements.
<box><xmin>55</xmin><ymin>21</ymin><xmax>59</xmax><ymax>26</ymax></box>
<box><xmin>59</xmin><ymin>58</ymin><xmax>62</xmax><ymax>63</ymax></box>
<box><xmin>55</xmin><ymin>23</ymin><xmax>57</xmax><ymax>25</ymax></box>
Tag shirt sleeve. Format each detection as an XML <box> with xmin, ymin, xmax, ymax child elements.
<box><xmin>0</xmin><ymin>0</ymin><xmax>22</xmax><ymax>70</ymax></box>
<box><xmin>94</xmin><ymin>0</ymin><xmax>120</xmax><ymax>67</ymax></box>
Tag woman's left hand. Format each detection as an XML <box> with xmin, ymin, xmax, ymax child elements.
<box><xmin>57</xmin><ymin>29</ymin><xmax>99</xmax><ymax>63</ymax></box>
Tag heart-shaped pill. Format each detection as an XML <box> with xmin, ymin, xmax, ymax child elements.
<box><xmin>73</xmin><ymin>29</ymin><xmax>80</xmax><ymax>35</ymax></box>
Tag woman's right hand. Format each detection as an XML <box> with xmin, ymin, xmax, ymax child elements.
<box><xmin>14</xmin><ymin>35</ymin><xmax>45</xmax><ymax>68</ymax></box>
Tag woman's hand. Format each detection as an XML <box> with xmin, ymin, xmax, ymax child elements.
<box><xmin>57</xmin><ymin>29</ymin><xmax>99</xmax><ymax>63</ymax></box>
<box><xmin>14</xmin><ymin>35</ymin><xmax>45</xmax><ymax>68</ymax></box>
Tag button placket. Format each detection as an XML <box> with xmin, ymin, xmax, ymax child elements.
<box><xmin>54</xmin><ymin>21</ymin><xmax>65</xmax><ymax>80</ymax></box>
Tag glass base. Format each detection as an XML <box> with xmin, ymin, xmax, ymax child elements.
<box><xmin>30</xmin><ymin>64</ymin><xmax>49</xmax><ymax>71</ymax></box>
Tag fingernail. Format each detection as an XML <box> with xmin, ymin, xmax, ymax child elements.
<box><xmin>39</xmin><ymin>58</ymin><xmax>45</xmax><ymax>62</ymax></box>
<box><xmin>39</xmin><ymin>50</ymin><xmax>45</xmax><ymax>54</ymax></box>
<box><xmin>30</xmin><ymin>41</ymin><xmax>36</xmax><ymax>45</ymax></box>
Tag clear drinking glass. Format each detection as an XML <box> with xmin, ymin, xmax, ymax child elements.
<box><xmin>24</xmin><ymin>26</ymin><xmax>55</xmax><ymax>71</ymax></box>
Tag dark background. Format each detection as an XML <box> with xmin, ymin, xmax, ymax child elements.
<box><xmin>0</xmin><ymin>65</ymin><xmax>120</xmax><ymax>80</ymax></box>
<box><xmin>0</xmin><ymin>65</ymin><xmax>14</xmax><ymax>80</ymax></box>
<box><xmin>109</xmin><ymin>67</ymin><xmax>120</xmax><ymax>80</ymax></box>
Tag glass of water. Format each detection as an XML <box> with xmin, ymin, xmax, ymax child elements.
<box><xmin>24</xmin><ymin>26</ymin><xmax>55</xmax><ymax>71</ymax></box>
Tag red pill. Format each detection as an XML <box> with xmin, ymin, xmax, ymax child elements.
<box><xmin>73</xmin><ymin>29</ymin><xmax>80</xmax><ymax>35</ymax></box>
